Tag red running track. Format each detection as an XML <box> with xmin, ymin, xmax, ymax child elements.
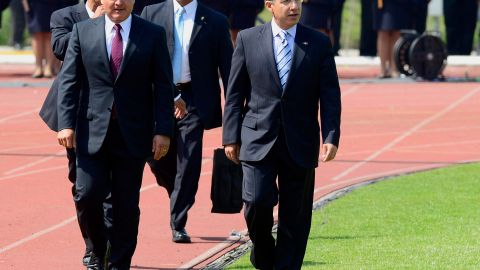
<box><xmin>0</xmin><ymin>67</ymin><xmax>479</xmax><ymax>269</ymax></box>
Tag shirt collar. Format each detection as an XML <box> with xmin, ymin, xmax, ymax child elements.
<box><xmin>105</xmin><ymin>14</ymin><xmax>132</xmax><ymax>34</ymax></box>
<box><xmin>173</xmin><ymin>0</ymin><xmax>198</xmax><ymax>16</ymax></box>
<box><xmin>85</xmin><ymin>3</ymin><xmax>95</xmax><ymax>18</ymax></box>
<box><xmin>271</xmin><ymin>19</ymin><xmax>297</xmax><ymax>39</ymax></box>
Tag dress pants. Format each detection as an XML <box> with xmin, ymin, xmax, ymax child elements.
<box><xmin>242</xmin><ymin>132</ymin><xmax>315</xmax><ymax>270</ymax></box>
<box><xmin>444</xmin><ymin>0</ymin><xmax>478</xmax><ymax>55</ymax></box>
<box><xmin>75</xmin><ymin>120</ymin><xmax>145</xmax><ymax>270</ymax></box>
<box><xmin>169</xmin><ymin>109</ymin><xmax>204</xmax><ymax>230</ymax></box>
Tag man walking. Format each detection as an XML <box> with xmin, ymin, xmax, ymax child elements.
<box><xmin>141</xmin><ymin>0</ymin><xmax>232</xmax><ymax>243</ymax></box>
<box><xmin>57</xmin><ymin>0</ymin><xmax>174</xmax><ymax>268</ymax></box>
<box><xmin>223</xmin><ymin>0</ymin><xmax>341</xmax><ymax>269</ymax></box>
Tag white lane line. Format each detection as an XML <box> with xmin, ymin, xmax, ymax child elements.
<box><xmin>0</xmin><ymin>183</ymin><xmax>159</xmax><ymax>254</ymax></box>
<box><xmin>332</xmin><ymin>87</ymin><xmax>480</xmax><ymax>181</ymax></box>
<box><xmin>0</xmin><ymin>216</ymin><xmax>78</xmax><ymax>254</ymax></box>
<box><xmin>341</xmin><ymin>84</ymin><xmax>362</xmax><ymax>98</ymax></box>
<box><xmin>4</xmin><ymin>150</ymin><xmax>65</xmax><ymax>175</ymax></box>
<box><xmin>0</xmin><ymin>165</ymin><xmax>65</xmax><ymax>182</ymax></box>
<box><xmin>0</xmin><ymin>108</ymin><xmax>40</xmax><ymax>124</ymax></box>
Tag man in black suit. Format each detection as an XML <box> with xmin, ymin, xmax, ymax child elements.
<box><xmin>57</xmin><ymin>0</ymin><xmax>174</xmax><ymax>268</ymax></box>
<box><xmin>223</xmin><ymin>0</ymin><xmax>341</xmax><ymax>269</ymax></box>
<box><xmin>141</xmin><ymin>0</ymin><xmax>233</xmax><ymax>243</ymax></box>
<box><xmin>443</xmin><ymin>0</ymin><xmax>478</xmax><ymax>55</ymax></box>
<box><xmin>39</xmin><ymin>0</ymin><xmax>107</xmax><ymax>266</ymax></box>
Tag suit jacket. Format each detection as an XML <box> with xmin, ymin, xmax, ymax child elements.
<box><xmin>57</xmin><ymin>15</ymin><xmax>174</xmax><ymax>158</ymax></box>
<box><xmin>223</xmin><ymin>23</ymin><xmax>341</xmax><ymax>168</ymax></box>
<box><xmin>39</xmin><ymin>2</ymin><xmax>89</xmax><ymax>131</ymax></box>
<box><xmin>141</xmin><ymin>0</ymin><xmax>233</xmax><ymax>129</ymax></box>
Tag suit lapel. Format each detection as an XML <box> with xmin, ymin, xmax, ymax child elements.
<box><xmin>117</xmin><ymin>16</ymin><xmax>143</xmax><ymax>81</ymax></box>
<box><xmin>189</xmin><ymin>4</ymin><xmax>206</xmax><ymax>48</ymax></box>
<box><xmin>93</xmin><ymin>16</ymin><xmax>113</xmax><ymax>81</ymax></box>
<box><xmin>283</xmin><ymin>24</ymin><xmax>308</xmax><ymax>96</ymax></box>
<box><xmin>259</xmin><ymin>23</ymin><xmax>282</xmax><ymax>93</ymax></box>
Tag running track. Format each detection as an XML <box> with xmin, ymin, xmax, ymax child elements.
<box><xmin>0</xmin><ymin>65</ymin><xmax>479</xmax><ymax>269</ymax></box>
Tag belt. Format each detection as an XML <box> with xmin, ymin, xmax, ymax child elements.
<box><xmin>175</xmin><ymin>82</ymin><xmax>192</xmax><ymax>91</ymax></box>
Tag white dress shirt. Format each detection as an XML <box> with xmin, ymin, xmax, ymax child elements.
<box><xmin>105</xmin><ymin>15</ymin><xmax>132</xmax><ymax>59</ymax></box>
<box><xmin>85</xmin><ymin>3</ymin><xmax>95</xmax><ymax>19</ymax></box>
<box><xmin>271</xmin><ymin>19</ymin><xmax>297</xmax><ymax>65</ymax></box>
<box><xmin>173</xmin><ymin>0</ymin><xmax>197</xmax><ymax>83</ymax></box>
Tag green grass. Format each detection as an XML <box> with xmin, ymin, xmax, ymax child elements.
<box><xmin>0</xmin><ymin>8</ymin><xmax>12</xmax><ymax>45</ymax></box>
<box><xmin>227</xmin><ymin>163</ymin><xmax>480</xmax><ymax>269</ymax></box>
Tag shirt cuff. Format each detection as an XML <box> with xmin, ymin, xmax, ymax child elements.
<box><xmin>174</xmin><ymin>94</ymin><xmax>182</xmax><ymax>102</ymax></box>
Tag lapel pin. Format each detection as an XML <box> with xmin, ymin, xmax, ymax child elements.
<box><xmin>303</xmin><ymin>41</ymin><xmax>309</xmax><ymax>46</ymax></box>
<box><xmin>201</xmin><ymin>16</ymin><xmax>206</xmax><ymax>24</ymax></box>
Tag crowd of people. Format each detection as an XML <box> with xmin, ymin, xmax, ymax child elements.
<box><xmin>1</xmin><ymin>0</ymin><xmax>479</xmax><ymax>78</ymax></box>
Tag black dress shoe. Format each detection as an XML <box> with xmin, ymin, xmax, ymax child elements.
<box><xmin>86</xmin><ymin>252</ymin><xmax>104</xmax><ymax>270</ymax></box>
<box><xmin>82</xmin><ymin>252</ymin><xmax>91</xmax><ymax>266</ymax></box>
<box><xmin>172</xmin><ymin>228</ymin><xmax>191</xmax><ymax>243</ymax></box>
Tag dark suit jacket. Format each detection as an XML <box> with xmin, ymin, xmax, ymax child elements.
<box><xmin>39</xmin><ymin>2</ymin><xmax>89</xmax><ymax>131</ymax></box>
<box><xmin>141</xmin><ymin>0</ymin><xmax>233</xmax><ymax>129</ymax></box>
<box><xmin>223</xmin><ymin>23</ymin><xmax>341</xmax><ymax>168</ymax></box>
<box><xmin>57</xmin><ymin>15</ymin><xmax>174</xmax><ymax>158</ymax></box>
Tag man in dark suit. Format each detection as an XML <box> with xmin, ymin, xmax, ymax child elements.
<box><xmin>223</xmin><ymin>0</ymin><xmax>341</xmax><ymax>269</ymax></box>
<box><xmin>39</xmin><ymin>0</ymin><xmax>107</xmax><ymax>266</ymax></box>
<box><xmin>57</xmin><ymin>0</ymin><xmax>174</xmax><ymax>268</ymax></box>
<box><xmin>141</xmin><ymin>0</ymin><xmax>233</xmax><ymax>243</ymax></box>
<box><xmin>443</xmin><ymin>0</ymin><xmax>478</xmax><ymax>55</ymax></box>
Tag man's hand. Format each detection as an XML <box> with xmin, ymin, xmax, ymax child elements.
<box><xmin>321</xmin><ymin>143</ymin><xmax>338</xmax><ymax>162</ymax></box>
<box><xmin>93</xmin><ymin>5</ymin><xmax>105</xmax><ymax>18</ymax></box>
<box><xmin>174</xmin><ymin>98</ymin><xmax>187</xmax><ymax>119</ymax></box>
<box><xmin>152</xmin><ymin>135</ymin><xmax>171</xmax><ymax>160</ymax></box>
<box><xmin>58</xmin><ymin>129</ymin><xmax>75</xmax><ymax>149</ymax></box>
<box><xmin>224</xmin><ymin>144</ymin><xmax>240</xmax><ymax>165</ymax></box>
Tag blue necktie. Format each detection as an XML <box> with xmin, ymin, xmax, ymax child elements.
<box><xmin>276</xmin><ymin>30</ymin><xmax>292</xmax><ymax>90</ymax></box>
<box><xmin>173</xmin><ymin>7</ymin><xmax>186</xmax><ymax>84</ymax></box>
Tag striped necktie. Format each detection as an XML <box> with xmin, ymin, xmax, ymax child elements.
<box><xmin>276</xmin><ymin>30</ymin><xmax>292</xmax><ymax>90</ymax></box>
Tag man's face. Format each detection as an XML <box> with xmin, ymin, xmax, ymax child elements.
<box><xmin>266</xmin><ymin>0</ymin><xmax>302</xmax><ymax>30</ymax></box>
<box><xmin>101</xmin><ymin>0</ymin><xmax>134</xmax><ymax>23</ymax></box>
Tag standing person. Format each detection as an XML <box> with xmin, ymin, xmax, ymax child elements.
<box><xmin>359</xmin><ymin>0</ymin><xmax>377</xmax><ymax>56</ymax></box>
<box><xmin>197</xmin><ymin>0</ymin><xmax>230</xmax><ymax>16</ymax></box>
<box><xmin>223</xmin><ymin>0</ymin><xmax>341</xmax><ymax>269</ymax></box>
<box><xmin>412</xmin><ymin>0</ymin><xmax>429</xmax><ymax>34</ymax></box>
<box><xmin>57</xmin><ymin>0</ymin><xmax>174</xmax><ymax>268</ymax></box>
<box><xmin>229</xmin><ymin>0</ymin><xmax>264</xmax><ymax>44</ymax></box>
<box><xmin>331</xmin><ymin>0</ymin><xmax>345</xmax><ymax>55</ymax></box>
<box><xmin>443</xmin><ymin>0</ymin><xmax>478</xmax><ymax>55</ymax></box>
<box><xmin>373</xmin><ymin>0</ymin><xmax>413</xmax><ymax>78</ymax></box>
<box><xmin>22</xmin><ymin>0</ymin><xmax>78</xmax><ymax>77</ymax></box>
<box><xmin>141</xmin><ymin>0</ymin><xmax>233</xmax><ymax>243</ymax></box>
<box><xmin>300</xmin><ymin>0</ymin><xmax>336</xmax><ymax>43</ymax></box>
<box><xmin>9</xmin><ymin>0</ymin><xmax>26</xmax><ymax>50</ymax></box>
<box><xmin>39</xmin><ymin>0</ymin><xmax>108</xmax><ymax>267</ymax></box>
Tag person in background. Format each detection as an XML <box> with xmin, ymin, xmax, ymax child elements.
<box><xmin>198</xmin><ymin>0</ymin><xmax>230</xmax><ymax>16</ymax></box>
<box><xmin>22</xmin><ymin>0</ymin><xmax>78</xmax><ymax>78</ymax></box>
<box><xmin>373</xmin><ymin>0</ymin><xmax>413</xmax><ymax>78</ymax></box>
<box><xmin>9</xmin><ymin>0</ymin><xmax>26</xmax><ymax>50</ymax></box>
<box><xmin>443</xmin><ymin>0</ymin><xmax>478</xmax><ymax>55</ymax></box>
<box><xmin>412</xmin><ymin>0</ymin><xmax>430</xmax><ymax>34</ymax></box>
<box><xmin>229</xmin><ymin>0</ymin><xmax>264</xmax><ymax>45</ymax></box>
<box><xmin>331</xmin><ymin>0</ymin><xmax>344</xmax><ymax>55</ymax></box>
<box><xmin>132</xmin><ymin>0</ymin><xmax>164</xmax><ymax>15</ymax></box>
<box><xmin>359</xmin><ymin>0</ymin><xmax>377</xmax><ymax>56</ymax></box>
<box><xmin>223</xmin><ymin>0</ymin><xmax>341</xmax><ymax>268</ymax></box>
<box><xmin>300</xmin><ymin>0</ymin><xmax>336</xmax><ymax>44</ymax></box>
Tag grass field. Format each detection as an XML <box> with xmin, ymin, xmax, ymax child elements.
<box><xmin>227</xmin><ymin>163</ymin><xmax>480</xmax><ymax>269</ymax></box>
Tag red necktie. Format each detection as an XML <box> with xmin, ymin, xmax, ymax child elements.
<box><xmin>110</xmin><ymin>24</ymin><xmax>123</xmax><ymax>79</ymax></box>
<box><xmin>109</xmin><ymin>24</ymin><xmax>122</xmax><ymax>119</ymax></box>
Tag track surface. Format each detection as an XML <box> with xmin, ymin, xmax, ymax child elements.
<box><xmin>0</xmin><ymin>65</ymin><xmax>479</xmax><ymax>269</ymax></box>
